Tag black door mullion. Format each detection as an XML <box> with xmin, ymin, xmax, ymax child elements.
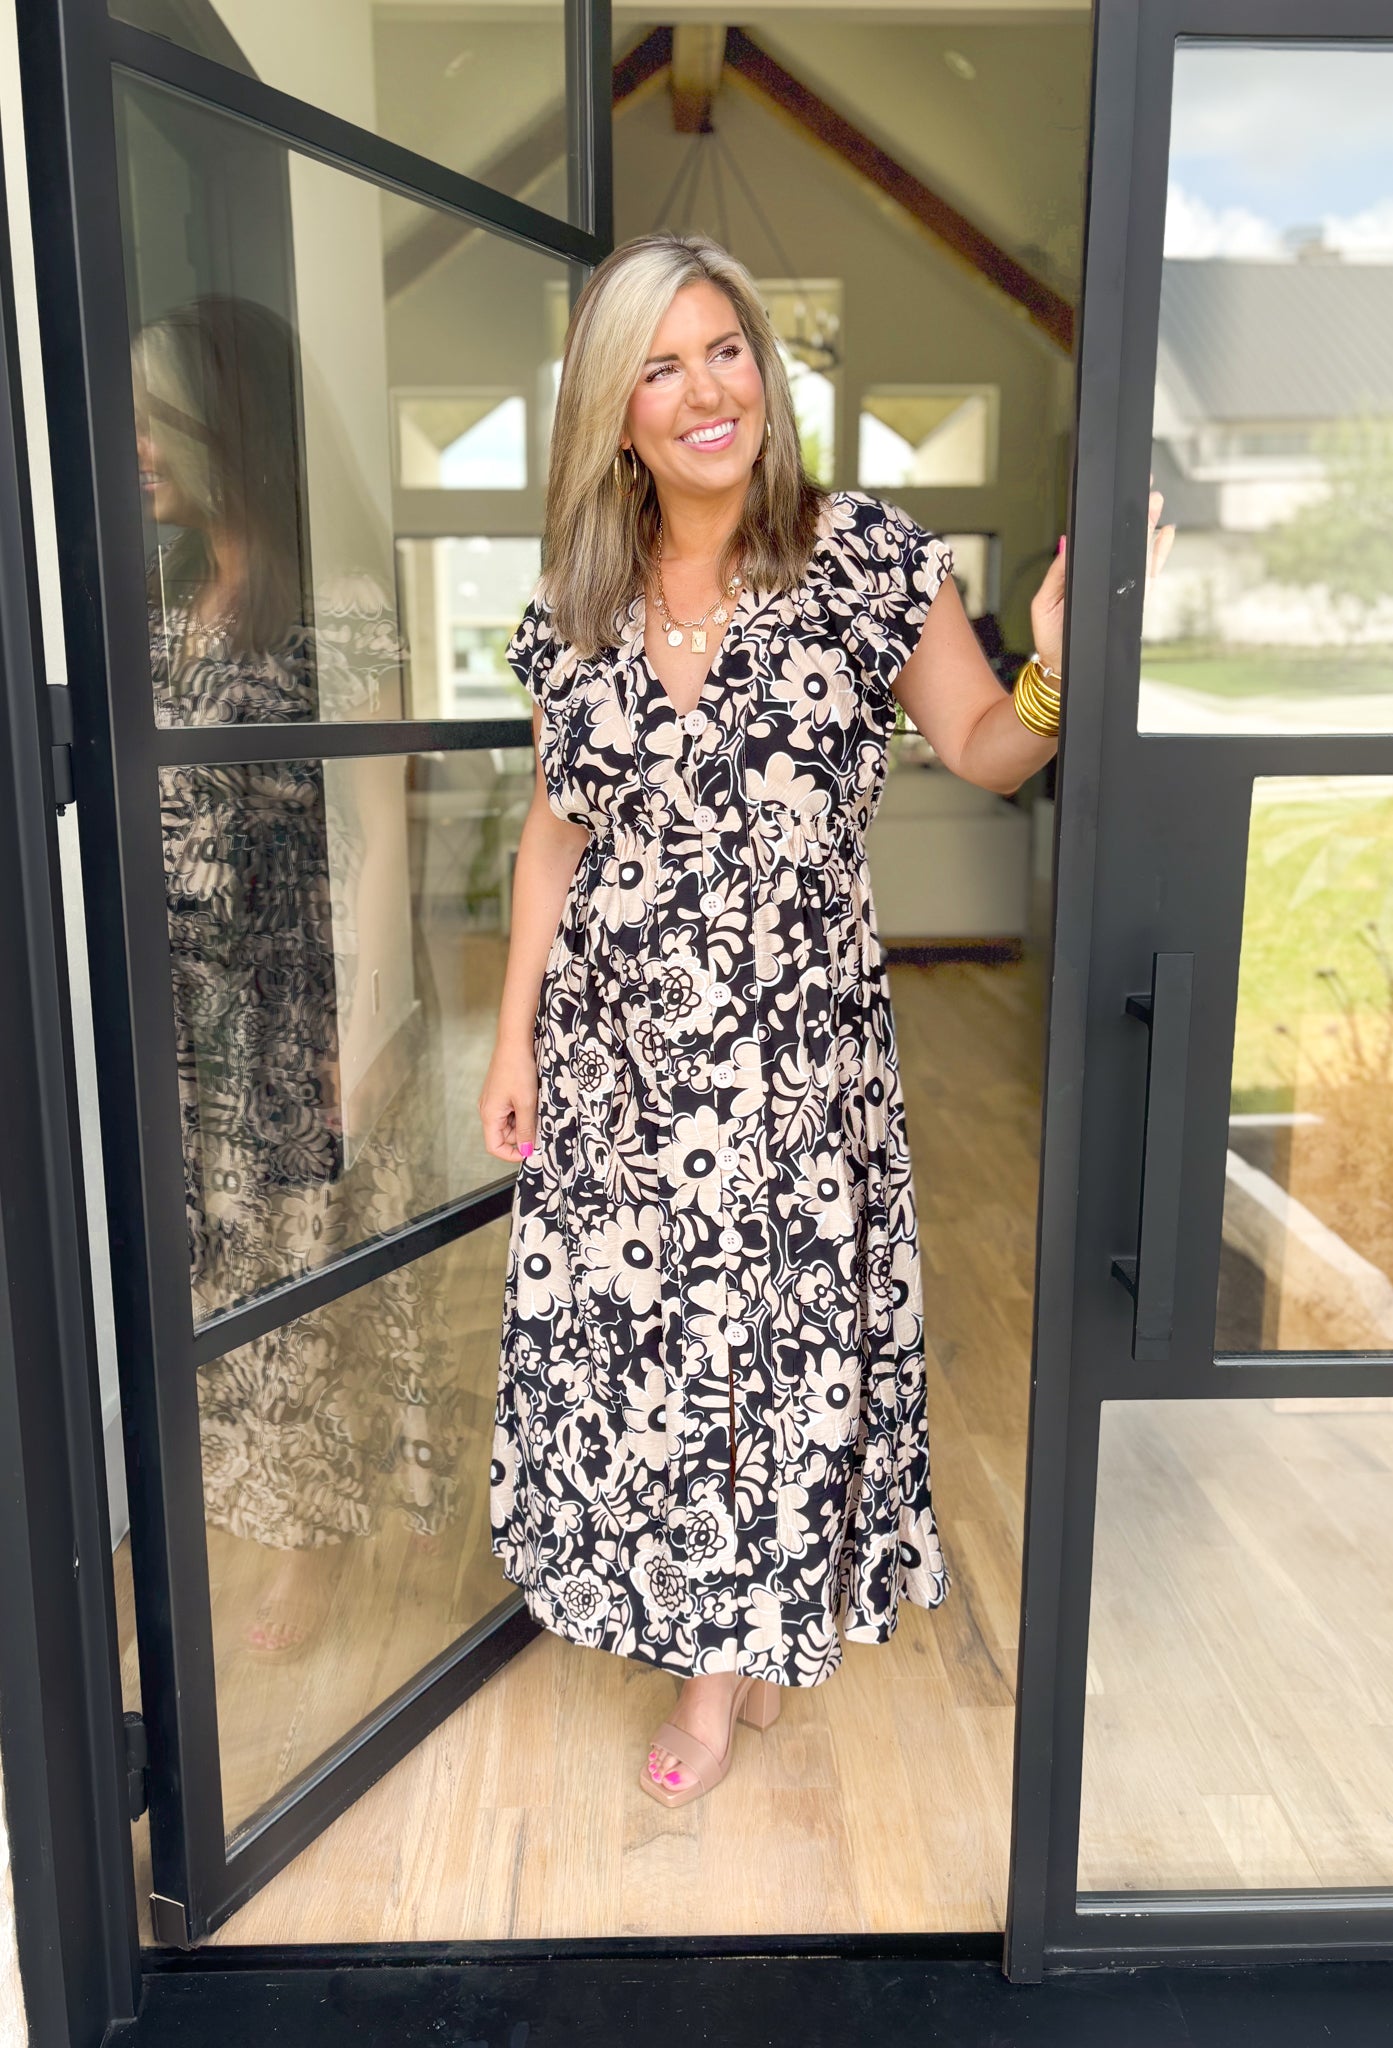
<box><xmin>105</xmin><ymin>17</ymin><xmax>606</xmax><ymax>267</ymax></box>
<box><xmin>190</xmin><ymin>1177</ymin><xmax>515</xmax><ymax>1370</ymax></box>
<box><xmin>566</xmin><ymin>0</ymin><xmax>613</xmax><ymax>246</ymax></box>
<box><xmin>153</xmin><ymin>715</ymin><xmax>534</xmax><ymax>767</ymax></box>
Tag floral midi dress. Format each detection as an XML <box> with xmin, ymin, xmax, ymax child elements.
<box><xmin>490</xmin><ymin>490</ymin><xmax>952</xmax><ymax>1689</ymax></box>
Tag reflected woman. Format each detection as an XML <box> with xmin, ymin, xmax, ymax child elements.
<box><xmin>135</xmin><ymin>294</ymin><xmax>460</xmax><ymax>1657</ymax></box>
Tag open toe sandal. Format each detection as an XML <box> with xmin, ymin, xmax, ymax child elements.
<box><xmin>639</xmin><ymin>1672</ymin><xmax>782</xmax><ymax>1809</ymax></box>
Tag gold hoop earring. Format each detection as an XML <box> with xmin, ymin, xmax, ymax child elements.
<box><xmin>613</xmin><ymin>447</ymin><xmax>640</xmax><ymax>494</ymax></box>
<box><xmin>755</xmin><ymin>419</ymin><xmax>771</xmax><ymax>463</ymax></box>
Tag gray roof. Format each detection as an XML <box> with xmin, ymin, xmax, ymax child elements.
<box><xmin>1158</xmin><ymin>258</ymin><xmax>1393</xmax><ymax>422</ymax></box>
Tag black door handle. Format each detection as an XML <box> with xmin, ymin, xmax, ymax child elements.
<box><xmin>1111</xmin><ymin>951</ymin><xmax>1193</xmax><ymax>1361</ymax></box>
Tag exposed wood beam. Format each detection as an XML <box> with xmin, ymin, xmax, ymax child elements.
<box><xmin>386</xmin><ymin>29</ymin><xmax>673</xmax><ymax>300</ymax></box>
<box><xmin>723</xmin><ymin>27</ymin><xmax>1074</xmax><ymax>354</ymax></box>
<box><xmin>670</xmin><ymin>24</ymin><xmax>726</xmax><ymax>133</ymax></box>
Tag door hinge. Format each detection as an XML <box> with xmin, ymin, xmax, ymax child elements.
<box><xmin>47</xmin><ymin>685</ymin><xmax>74</xmax><ymax>812</ymax></box>
<box><xmin>123</xmin><ymin>1710</ymin><xmax>148</xmax><ymax>1821</ymax></box>
<box><xmin>149</xmin><ymin>1893</ymin><xmax>190</xmax><ymax>1949</ymax></box>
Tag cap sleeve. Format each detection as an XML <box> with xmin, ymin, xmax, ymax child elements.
<box><xmin>506</xmin><ymin>592</ymin><xmax>564</xmax><ymax>707</ymax></box>
<box><xmin>842</xmin><ymin>494</ymin><xmax>955</xmax><ymax>707</ymax></box>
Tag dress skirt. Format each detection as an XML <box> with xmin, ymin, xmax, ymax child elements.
<box><xmin>490</xmin><ymin>491</ymin><xmax>952</xmax><ymax>1687</ymax></box>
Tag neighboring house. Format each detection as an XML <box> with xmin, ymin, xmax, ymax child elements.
<box><xmin>1145</xmin><ymin>252</ymin><xmax>1393</xmax><ymax>645</ymax></box>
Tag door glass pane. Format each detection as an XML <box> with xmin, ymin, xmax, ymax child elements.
<box><xmin>1218</xmin><ymin>775</ymin><xmax>1393</xmax><ymax>1354</ymax></box>
<box><xmin>163</xmin><ymin>749</ymin><xmax>530</xmax><ymax>1323</ymax></box>
<box><xmin>116</xmin><ymin>72</ymin><xmax>567</xmax><ymax>724</ymax></box>
<box><xmin>1080</xmin><ymin>1397</ymin><xmax>1393</xmax><ymax>1894</ymax></box>
<box><xmin>203</xmin><ymin>1222</ymin><xmax>512</xmax><ymax>1840</ymax></box>
<box><xmin>1140</xmin><ymin>42</ymin><xmax>1393</xmax><ymax>735</ymax></box>
<box><xmin>111</xmin><ymin>0</ymin><xmax>572</xmax><ymax>221</ymax></box>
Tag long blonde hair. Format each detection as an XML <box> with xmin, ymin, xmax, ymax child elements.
<box><xmin>540</xmin><ymin>232</ymin><xmax>826</xmax><ymax>655</ymax></box>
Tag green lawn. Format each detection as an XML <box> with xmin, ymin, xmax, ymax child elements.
<box><xmin>1142</xmin><ymin>643</ymin><xmax>1393</xmax><ymax>702</ymax></box>
<box><xmin>1231</xmin><ymin>783</ymin><xmax>1393</xmax><ymax>1109</ymax></box>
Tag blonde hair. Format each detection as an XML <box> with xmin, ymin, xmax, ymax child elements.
<box><xmin>540</xmin><ymin>232</ymin><xmax>826</xmax><ymax>655</ymax></box>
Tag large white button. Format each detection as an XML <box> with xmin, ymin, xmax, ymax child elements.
<box><xmin>706</xmin><ymin>982</ymin><xmax>731</xmax><ymax>1008</ymax></box>
<box><xmin>700</xmin><ymin>892</ymin><xmax>724</xmax><ymax>917</ymax></box>
<box><xmin>725</xmin><ymin>1321</ymin><xmax>748</xmax><ymax>1346</ymax></box>
<box><xmin>692</xmin><ymin>805</ymin><xmax>717</xmax><ymax>832</ymax></box>
<box><xmin>712</xmin><ymin>1063</ymin><xmax>736</xmax><ymax>1086</ymax></box>
<box><xmin>717</xmin><ymin>1147</ymin><xmax>740</xmax><ymax>1174</ymax></box>
<box><xmin>719</xmin><ymin>1228</ymin><xmax>741</xmax><ymax>1252</ymax></box>
<box><xmin>682</xmin><ymin>709</ymin><xmax>709</xmax><ymax>737</ymax></box>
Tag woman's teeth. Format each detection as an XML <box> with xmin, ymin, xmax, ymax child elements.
<box><xmin>682</xmin><ymin>420</ymin><xmax>736</xmax><ymax>446</ymax></box>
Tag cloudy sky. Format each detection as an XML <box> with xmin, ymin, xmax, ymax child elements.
<box><xmin>1163</xmin><ymin>42</ymin><xmax>1393</xmax><ymax>260</ymax></box>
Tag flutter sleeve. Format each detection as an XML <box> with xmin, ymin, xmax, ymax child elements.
<box><xmin>845</xmin><ymin>493</ymin><xmax>956</xmax><ymax>708</ymax></box>
<box><xmin>505</xmin><ymin>592</ymin><xmax>563</xmax><ymax>707</ymax></box>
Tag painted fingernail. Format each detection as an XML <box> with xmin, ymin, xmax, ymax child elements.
<box><xmin>1057</xmin><ymin>535</ymin><xmax>1066</xmax><ymax>555</ymax></box>
<box><xmin>518</xmin><ymin>1142</ymin><xmax>533</xmax><ymax>1158</ymax></box>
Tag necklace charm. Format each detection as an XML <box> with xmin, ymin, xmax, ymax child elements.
<box><xmin>667</xmin><ymin>626</ymin><xmax>684</xmax><ymax>648</ymax></box>
<box><xmin>691</xmin><ymin>627</ymin><xmax>708</xmax><ymax>653</ymax></box>
<box><xmin>712</xmin><ymin>606</ymin><xmax>729</xmax><ymax>626</ymax></box>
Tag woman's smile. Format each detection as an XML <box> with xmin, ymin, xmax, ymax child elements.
<box><xmin>678</xmin><ymin>417</ymin><xmax>739</xmax><ymax>452</ymax></box>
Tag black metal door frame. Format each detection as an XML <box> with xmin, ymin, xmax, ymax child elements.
<box><xmin>1006</xmin><ymin>0</ymin><xmax>1393</xmax><ymax>1980</ymax></box>
<box><xmin>14</xmin><ymin>0</ymin><xmax>612</xmax><ymax>1945</ymax></box>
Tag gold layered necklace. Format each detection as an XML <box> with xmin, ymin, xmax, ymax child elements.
<box><xmin>653</xmin><ymin>522</ymin><xmax>742</xmax><ymax>654</ymax></box>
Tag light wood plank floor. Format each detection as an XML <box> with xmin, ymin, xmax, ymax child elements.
<box><xmin>116</xmin><ymin>951</ymin><xmax>1044</xmax><ymax>1942</ymax></box>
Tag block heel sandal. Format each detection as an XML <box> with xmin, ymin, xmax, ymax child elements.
<box><xmin>640</xmin><ymin>1674</ymin><xmax>782</xmax><ymax>1809</ymax></box>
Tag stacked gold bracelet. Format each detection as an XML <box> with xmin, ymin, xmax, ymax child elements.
<box><xmin>1013</xmin><ymin>654</ymin><xmax>1063</xmax><ymax>737</ymax></box>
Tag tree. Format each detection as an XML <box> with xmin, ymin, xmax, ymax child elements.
<box><xmin>1258</xmin><ymin>411</ymin><xmax>1393</xmax><ymax>633</ymax></box>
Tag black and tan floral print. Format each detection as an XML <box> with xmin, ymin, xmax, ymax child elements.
<box><xmin>491</xmin><ymin>491</ymin><xmax>952</xmax><ymax>1688</ymax></box>
<box><xmin>154</xmin><ymin>573</ymin><xmax>462</xmax><ymax>1550</ymax></box>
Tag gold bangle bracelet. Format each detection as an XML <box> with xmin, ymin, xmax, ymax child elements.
<box><xmin>1013</xmin><ymin>657</ymin><xmax>1062</xmax><ymax>738</ymax></box>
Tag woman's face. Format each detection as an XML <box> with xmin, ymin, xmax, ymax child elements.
<box><xmin>133</xmin><ymin>373</ymin><xmax>209</xmax><ymax>530</ymax></box>
<box><xmin>622</xmin><ymin>280</ymin><xmax>766</xmax><ymax>503</ymax></box>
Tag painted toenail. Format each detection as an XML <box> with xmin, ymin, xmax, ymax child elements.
<box><xmin>665</xmin><ymin>1770</ymin><xmax>682</xmax><ymax>1784</ymax></box>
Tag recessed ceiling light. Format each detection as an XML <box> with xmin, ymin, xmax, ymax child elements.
<box><xmin>943</xmin><ymin>49</ymin><xmax>976</xmax><ymax>81</ymax></box>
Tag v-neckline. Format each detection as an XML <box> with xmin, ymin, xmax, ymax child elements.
<box><xmin>636</xmin><ymin>578</ymin><xmax>751</xmax><ymax>723</ymax></box>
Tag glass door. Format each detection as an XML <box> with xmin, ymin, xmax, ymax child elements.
<box><xmin>20</xmin><ymin>0</ymin><xmax>611</xmax><ymax>1943</ymax></box>
<box><xmin>1008</xmin><ymin>0</ymin><xmax>1393</xmax><ymax>1976</ymax></box>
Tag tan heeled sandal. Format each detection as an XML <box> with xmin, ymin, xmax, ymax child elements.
<box><xmin>639</xmin><ymin>1673</ymin><xmax>782</xmax><ymax>1808</ymax></box>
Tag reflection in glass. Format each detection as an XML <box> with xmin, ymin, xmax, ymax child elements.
<box><xmin>111</xmin><ymin>0</ymin><xmax>570</xmax><ymax>221</ymax></box>
<box><xmin>1140</xmin><ymin>43</ymin><xmax>1393</xmax><ymax>734</ymax></box>
<box><xmin>117</xmin><ymin>71</ymin><xmax>568</xmax><ymax>724</ymax></box>
<box><xmin>1218</xmin><ymin>776</ymin><xmax>1393</xmax><ymax>1354</ymax></box>
<box><xmin>162</xmin><ymin>739</ymin><xmax>531</xmax><ymax>1323</ymax></box>
<box><xmin>204</xmin><ymin>1223</ymin><xmax>513</xmax><ymax>1840</ymax></box>
<box><xmin>858</xmin><ymin>386</ymin><xmax>997</xmax><ymax>488</ymax></box>
<box><xmin>1080</xmin><ymin>1397</ymin><xmax>1393</xmax><ymax>1893</ymax></box>
<box><xmin>395</xmin><ymin>535</ymin><xmax>541</xmax><ymax>719</ymax></box>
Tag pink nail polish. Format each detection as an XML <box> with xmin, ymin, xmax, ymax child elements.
<box><xmin>1057</xmin><ymin>535</ymin><xmax>1066</xmax><ymax>555</ymax></box>
<box><xmin>518</xmin><ymin>1142</ymin><xmax>533</xmax><ymax>1158</ymax></box>
<box><xmin>665</xmin><ymin>1770</ymin><xmax>682</xmax><ymax>1784</ymax></box>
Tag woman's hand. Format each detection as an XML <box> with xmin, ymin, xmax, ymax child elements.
<box><xmin>479</xmin><ymin>1040</ymin><xmax>539</xmax><ymax>1165</ymax></box>
<box><xmin>1031</xmin><ymin>478</ymin><xmax>1176</xmax><ymax>675</ymax></box>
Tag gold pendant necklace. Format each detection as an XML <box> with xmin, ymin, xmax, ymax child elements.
<box><xmin>654</xmin><ymin>523</ymin><xmax>741</xmax><ymax>653</ymax></box>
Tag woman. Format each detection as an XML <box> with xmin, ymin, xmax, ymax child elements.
<box><xmin>137</xmin><ymin>294</ymin><xmax>460</xmax><ymax>1660</ymax></box>
<box><xmin>480</xmin><ymin>232</ymin><xmax>1169</xmax><ymax>1806</ymax></box>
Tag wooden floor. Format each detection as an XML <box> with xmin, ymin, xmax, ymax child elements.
<box><xmin>117</xmin><ymin>948</ymin><xmax>1043</xmax><ymax>1943</ymax></box>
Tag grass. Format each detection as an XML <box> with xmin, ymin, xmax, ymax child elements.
<box><xmin>1142</xmin><ymin>641</ymin><xmax>1393</xmax><ymax>702</ymax></box>
<box><xmin>1231</xmin><ymin>782</ymin><xmax>1393</xmax><ymax>1109</ymax></box>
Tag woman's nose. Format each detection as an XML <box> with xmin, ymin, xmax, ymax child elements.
<box><xmin>686</xmin><ymin>363</ymin><xmax>721</xmax><ymax>408</ymax></box>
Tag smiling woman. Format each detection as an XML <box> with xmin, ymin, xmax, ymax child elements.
<box><xmin>476</xmin><ymin>229</ymin><xmax>1078</xmax><ymax>1813</ymax></box>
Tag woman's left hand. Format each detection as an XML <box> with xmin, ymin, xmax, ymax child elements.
<box><xmin>1030</xmin><ymin>478</ymin><xmax>1177</xmax><ymax>679</ymax></box>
